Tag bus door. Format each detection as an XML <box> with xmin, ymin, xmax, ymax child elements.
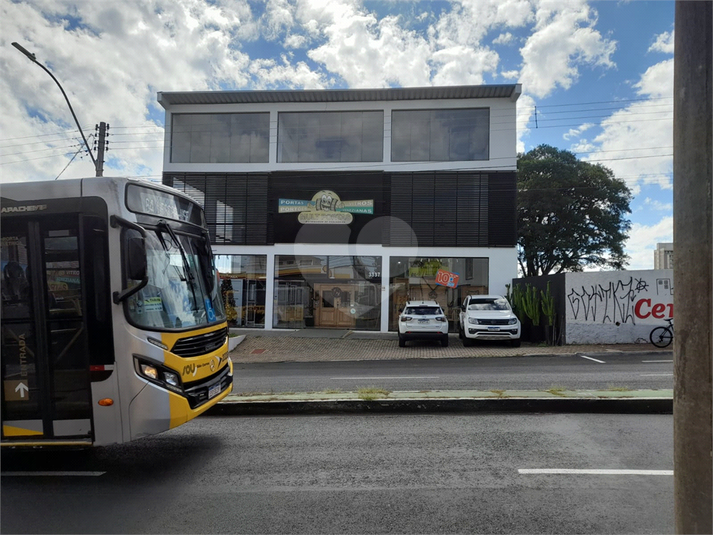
<box><xmin>1</xmin><ymin>216</ymin><xmax>93</xmax><ymax>442</ymax></box>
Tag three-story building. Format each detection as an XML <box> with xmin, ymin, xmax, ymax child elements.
<box><xmin>158</xmin><ymin>84</ymin><xmax>521</xmax><ymax>332</ymax></box>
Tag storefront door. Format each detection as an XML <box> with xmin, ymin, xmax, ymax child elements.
<box><xmin>317</xmin><ymin>285</ymin><xmax>356</xmax><ymax>328</ymax></box>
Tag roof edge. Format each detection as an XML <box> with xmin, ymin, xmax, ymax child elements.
<box><xmin>157</xmin><ymin>84</ymin><xmax>522</xmax><ymax>108</ymax></box>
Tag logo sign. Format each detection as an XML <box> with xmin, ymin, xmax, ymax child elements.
<box><xmin>279</xmin><ymin>190</ymin><xmax>373</xmax><ymax>225</ymax></box>
<box><xmin>435</xmin><ymin>269</ymin><xmax>460</xmax><ymax>288</ymax></box>
<box><xmin>1</xmin><ymin>204</ymin><xmax>48</xmax><ymax>214</ymax></box>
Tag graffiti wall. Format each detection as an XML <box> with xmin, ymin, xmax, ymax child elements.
<box><xmin>565</xmin><ymin>270</ymin><xmax>674</xmax><ymax>344</ymax></box>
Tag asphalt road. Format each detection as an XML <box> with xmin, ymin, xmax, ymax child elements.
<box><xmin>1</xmin><ymin>413</ymin><xmax>673</xmax><ymax>534</ymax></box>
<box><xmin>231</xmin><ymin>352</ymin><xmax>674</xmax><ymax>394</ymax></box>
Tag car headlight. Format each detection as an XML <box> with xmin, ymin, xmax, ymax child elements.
<box><xmin>508</xmin><ymin>318</ymin><xmax>518</xmax><ymax>325</ymax></box>
<box><xmin>468</xmin><ymin>317</ymin><xmax>480</xmax><ymax>325</ymax></box>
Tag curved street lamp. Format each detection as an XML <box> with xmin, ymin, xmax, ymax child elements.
<box><xmin>12</xmin><ymin>41</ymin><xmax>99</xmax><ymax>174</ymax></box>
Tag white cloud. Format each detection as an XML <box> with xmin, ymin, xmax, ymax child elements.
<box><xmin>644</xmin><ymin>197</ymin><xmax>672</xmax><ymax>212</ymax></box>
<box><xmin>648</xmin><ymin>30</ymin><xmax>674</xmax><ymax>54</ymax></box>
<box><xmin>563</xmin><ymin>122</ymin><xmax>594</xmax><ymax>140</ymax></box>
<box><xmin>625</xmin><ymin>216</ymin><xmax>673</xmax><ymax>270</ymax></box>
<box><xmin>634</xmin><ymin>58</ymin><xmax>673</xmax><ymax>99</ymax></box>
<box><xmin>493</xmin><ymin>32</ymin><xmax>515</xmax><ymax>45</ymax></box>
<box><xmin>519</xmin><ymin>0</ymin><xmax>616</xmax><ymax>98</ymax></box>
<box><xmin>584</xmin><ymin>58</ymin><xmax>673</xmax><ymax>196</ymax></box>
<box><xmin>305</xmin><ymin>7</ymin><xmax>434</xmax><ymax>87</ymax></box>
<box><xmin>516</xmin><ymin>93</ymin><xmax>536</xmax><ymax>153</ymax></box>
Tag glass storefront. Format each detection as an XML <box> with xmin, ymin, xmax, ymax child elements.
<box><xmin>388</xmin><ymin>257</ymin><xmax>489</xmax><ymax>331</ymax></box>
<box><xmin>215</xmin><ymin>255</ymin><xmax>267</xmax><ymax>328</ymax></box>
<box><xmin>274</xmin><ymin>255</ymin><xmax>382</xmax><ymax>330</ymax></box>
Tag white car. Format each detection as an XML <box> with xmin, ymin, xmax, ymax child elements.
<box><xmin>398</xmin><ymin>300</ymin><xmax>449</xmax><ymax>347</ymax></box>
<box><xmin>458</xmin><ymin>295</ymin><xmax>521</xmax><ymax>347</ymax></box>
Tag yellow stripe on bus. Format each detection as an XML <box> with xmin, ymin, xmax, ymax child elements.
<box><xmin>3</xmin><ymin>425</ymin><xmax>44</xmax><ymax>437</ymax></box>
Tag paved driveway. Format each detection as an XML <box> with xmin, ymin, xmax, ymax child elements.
<box><xmin>229</xmin><ymin>333</ymin><xmax>670</xmax><ymax>363</ymax></box>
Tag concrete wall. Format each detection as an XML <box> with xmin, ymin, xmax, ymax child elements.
<box><xmin>565</xmin><ymin>269</ymin><xmax>674</xmax><ymax>344</ymax></box>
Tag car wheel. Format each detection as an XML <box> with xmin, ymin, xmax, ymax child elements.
<box><xmin>398</xmin><ymin>334</ymin><xmax>406</xmax><ymax>348</ymax></box>
<box><xmin>441</xmin><ymin>334</ymin><xmax>449</xmax><ymax>347</ymax></box>
<box><xmin>458</xmin><ymin>323</ymin><xmax>464</xmax><ymax>339</ymax></box>
<box><xmin>511</xmin><ymin>339</ymin><xmax>521</xmax><ymax>348</ymax></box>
<box><xmin>463</xmin><ymin>336</ymin><xmax>474</xmax><ymax>347</ymax></box>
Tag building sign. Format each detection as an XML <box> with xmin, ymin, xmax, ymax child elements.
<box><xmin>279</xmin><ymin>190</ymin><xmax>373</xmax><ymax>225</ymax></box>
<box><xmin>435</xmin><ymin>269</ymin><xmax>460</xmax><ymax>288</ymax></box>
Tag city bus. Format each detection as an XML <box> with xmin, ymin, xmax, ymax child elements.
<box><xmin>1</xmin><ymin>176</ymin><xmax>233</xmax><ymax>447</ymax></box>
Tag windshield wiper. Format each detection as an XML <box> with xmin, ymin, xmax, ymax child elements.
<box><xmin>156</xmin><ymin>220</ymin><xmax>198</xmax><ymax>310</ymax></box>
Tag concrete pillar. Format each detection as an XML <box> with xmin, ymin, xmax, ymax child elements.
<box><xmin>673</xmin><ymin>2</ymin><xmax>712</xmax><ymax>533</ymax></box>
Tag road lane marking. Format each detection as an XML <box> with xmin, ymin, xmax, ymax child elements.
<box><xmin>519</xmin><ymin>469</ymin><xmax>672</xmax><ymax>475</ymax></box>
<box><xmin>642</xmin><ymin>360</ymin><xmax>673</xmax><ymax>363</ymax></box>
<box><xmin>580</xmin><ymin>355</ymin><xmax>606</xmax><ymax>363</ymax></box>
<box><xmin>331</xmin><ymin>376</ymin><xmax>440</xmax><ymax>380</ymax></box>
<box><xmin>2</xmin><ymin>471</ymin><xmax>105</xmax><ymax>477</ymax></box>
<box><xmin>640</xmin><ymin>373</ymin><xmax>673</xmax><ymax>376</ymax></box>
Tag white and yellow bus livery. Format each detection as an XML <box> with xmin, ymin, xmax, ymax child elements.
<box><xmin>1</xmin><ymin>176</ymin><xmax>233</xmax><ymax>447</ymax></box>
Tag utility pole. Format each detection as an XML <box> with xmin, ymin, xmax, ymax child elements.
<box><xmin>95</xmin><ymin>122</ymin><xmax>109</xmax><ymax>177</ymax></box>
<box><xmin>673</xmin><ymin>1</ymin><xmax>712</xmax><ymax>533</ymax></box>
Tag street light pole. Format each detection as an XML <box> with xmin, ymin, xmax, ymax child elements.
<box><xmin>11</xmin><ymin>41</ymin><xmax>99</xmax><ymax>176</ymax></box>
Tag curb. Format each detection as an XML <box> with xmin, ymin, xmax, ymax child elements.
<box><xmin>209</xmin><ymin>396</ymin><xmax>672</xmax><ymax>416</ymax></box>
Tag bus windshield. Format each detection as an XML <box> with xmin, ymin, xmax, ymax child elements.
<box><xmin>126</xmin><ymin>224</ymin><xmax>226</xmax><ymax>330</ymax></box>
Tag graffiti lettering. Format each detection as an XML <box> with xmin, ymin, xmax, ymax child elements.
<box><xmin>567</xmin><ymin>277</ymin><xmax>638</xmax><ymax>324</ymax></box>
<box><xmin>634</xmin><ymin>299</ymin><xmax>674</xmax><ymax>319</ymax></box>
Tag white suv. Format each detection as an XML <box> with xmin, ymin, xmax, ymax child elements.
<box><xmin>398</xmin><ymin>300</ymin><xmax>449</xmax><ymax>347</ymax></box>
<box><xmin>458</xmin><ymin>295</ymin><xmax>521</xmax><ymax>347</ymax></box>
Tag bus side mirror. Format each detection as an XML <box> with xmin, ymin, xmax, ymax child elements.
<box><xmin>127</xmin><ymin>237</ymin><xmax>147</xmax><ymax>281</ymax></box>
<box><xmin>200</xmin><ymin>234</ymin><xmax>215</xmax><ymax>293</ymax></box>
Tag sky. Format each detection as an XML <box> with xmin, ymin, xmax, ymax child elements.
<box><xmin>0</xmin><ymin>0</ymin><xmax>675</xmax><ymax>270</ymax></box>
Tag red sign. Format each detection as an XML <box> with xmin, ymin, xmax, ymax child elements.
<box><xmin>435</xmin><ymin>269</ymin><xmax>459</xmax><ymax>288</ymax></box>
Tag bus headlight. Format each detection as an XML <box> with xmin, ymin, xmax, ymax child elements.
<box><xmin>164</xmin><ymin>371</ymin><xmax>180</xmax><ymax>388</ymax></box>
<box><xmin>135</xmin><ymin>357</ymin><xmax>183</xmax><ymax>394</ymax></box>
<box><xmin>140</xmin><ymin>363</ymin><xmax>159</xmax><ymax>380</ymax></box>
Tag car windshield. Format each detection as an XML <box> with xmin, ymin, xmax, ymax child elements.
<box><xmin>126</xmin><ymin>225</ymin><xmax>226</xmax><ymax>330</ymax></box>
<box><xmin>404</xmin><ymin>306</ymin><xmax>441</xmax><ymax>315</ymax></box>
<box><xmin>468</xmin><ymin>299</ymin><xmax>510</xmax><ymax>311</ymax></box>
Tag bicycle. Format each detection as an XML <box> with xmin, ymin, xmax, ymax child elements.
<box><xmin>649</xmin><ymin>318</ymin><xmax>674</xmax><ymax>348</ymax></box>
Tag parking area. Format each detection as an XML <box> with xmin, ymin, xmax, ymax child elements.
<box><xmin>228</xmin><ymin>329</ymin><xmax>669</xmax><ymax>364</ymax></box>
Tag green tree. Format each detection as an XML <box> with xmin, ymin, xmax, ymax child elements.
<box><xmin>517</xmin><ymin>145</ymin><xmax>632</xmax><ymax>277</ymax></box>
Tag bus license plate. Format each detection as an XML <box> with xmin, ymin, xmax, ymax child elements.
<box><xmin>208</xmin><ymin>383</ymin><xmax>222</xmax><ymax>399</ymax></box>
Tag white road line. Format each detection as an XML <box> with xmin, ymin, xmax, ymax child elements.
<box><xmin>331</xmin><ymin>376</ymin><xmax>440</xmax><ymax>380</ymax></box>
<box><xmin>580</xmin><ymin>355</ymin><xmax>606</xmax><ymax>363</ymax></box>
<box><xmin>642</xmin><ymin>360</ymin><xmax>673</xmax><ymax>363</ymax></box>
<box><xmin>518</xmin><ymin>469</ymin><xmax>673</xmax><ymax>476</ymax></box>
<box><xmin>2</xmin><ymin>471</ymin><xmax>105</xmax><ymax>477</ymax></box>
<box><xmin>640</xmin><ymin>373</ymin><xmax>674</xmax><ymax>377</ymax></box>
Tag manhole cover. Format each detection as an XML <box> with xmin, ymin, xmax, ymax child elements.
<box><xmin>251</xmin><ymin>349</ymin><xmax>266</xmax><ymax>354</ymax></box>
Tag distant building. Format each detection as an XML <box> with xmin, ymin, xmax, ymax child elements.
<box><xmin>654</xmin><ymin>242</ymin><xmax>674</xmax><ymax>269</ymax></box>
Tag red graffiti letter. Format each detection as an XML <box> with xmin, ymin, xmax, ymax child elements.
<box><xmin>635</xmin><ymin>299</ymin><xmax>651</xmax><ymax>319</ymax></box>
<box><xmin>652</xmin><ymin>303</ymin><xmax>666</xmax><ymax>319</ymax></box>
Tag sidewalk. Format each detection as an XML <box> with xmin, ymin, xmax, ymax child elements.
<box><xmin>215</xmin><ymin>328</ymin><xmax>673</xmax><ymax>416</ymax></box>
<box><xmin>227</xmin><ymin>328</ymin><xmax>671</xmax><ymax>364</ymax></box>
